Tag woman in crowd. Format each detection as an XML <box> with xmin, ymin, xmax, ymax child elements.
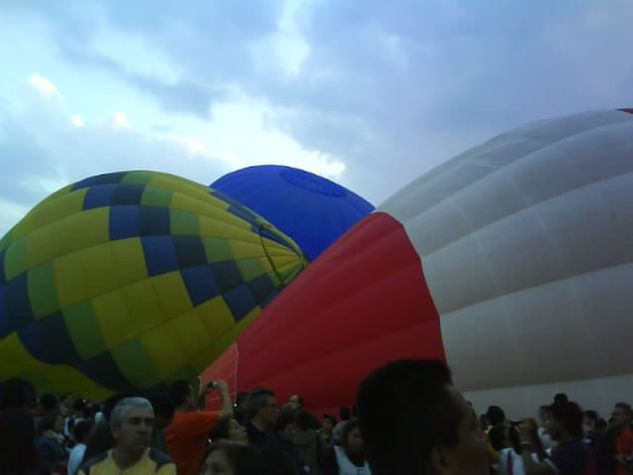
<box><xmin>36</xmin><ymin>412</ymin><xmax>67</xmax><ymax>473</ymax></box>
<box><xmin>320</xmin><ymin>418</ymin><xmax>371</xmax><ymax>475</ymax></box>
<box><xmin>210</xmin><ymin>417</ymin><xmax>249</xmax><ymax>443</ymax></box>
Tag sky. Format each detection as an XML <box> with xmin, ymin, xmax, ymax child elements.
<box><xmin>1</xmin><ymin>0</ymin><xmax>632</xmax><ymax>235</ymax></box>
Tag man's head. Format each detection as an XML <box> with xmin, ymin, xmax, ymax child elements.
<box><xmin>357</xmin><ymin>359</ymin><xmax>488</xmax><ymax>475</ymax></box>
<box><xmin>248</xmin><ymin>388</ymin><xmax>278</xmax><ymax>429</ymax></box>
<box><xmin>110</xmin><ymin>397</ymin><xmax>155</xmax><ymax>454</ymax></box>
<box><xmin>610</xmin><ymin>402</ymin><xmax>632</xmax><ymax>429</ymax></box>
<box><xmin>169</xmin><ymin>380</ymin><xmax>196</xmax><ymax>410</ymax></box>
<box><xmin>289</xmin><ymin>395</ymin><xmax>304</xmax><ymax>410</ymax></box>
<box><xmin>545</xmin><ymin>401</ymin><xmax>583</xmax><ymax>441</ymax></box>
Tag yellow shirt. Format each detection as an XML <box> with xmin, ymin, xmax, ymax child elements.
<box><xmin>78</xmin><ymin>448</ymin><xmax>176</xmax><ymax>475</ymax></box>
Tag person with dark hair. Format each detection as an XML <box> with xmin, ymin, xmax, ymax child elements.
<box><xmin>0</xmin><ymin>378</ymin><xmax>37</xmax><ymax>410</ymax></box>
<box><xmin>80</xmin><ymin>393</ymin><xmax>131</xmax><ymax>466</ymax></box>
<box><xmin>234</xmin><ymin>392</ymin><xmax>250</xmax><ymax>425</ymax></box>
<box><xmin>294</xmin><ymin>411</ymin><xmax>326</xmax><ymax>474</ymax></box>
<box><xmin>277</xmin><ymin>409</ymin><xmax>309</xmax><ymax>474</ymax></box>
<box><xmin>200</xmin><ymin>440</ymin><xmax>300</xmax><ymax>475</ymax></box>
<box><xmin>144</xmin><ymin>390</ymin><xmax>175</xmax><ymax>452</ymax></box>
<box><xmin>489</xmin><ymin>423</ymin><xmax>540</xmax><ymax>475</ymax></box>
<box><xmin>519</xmin><ymin>401</ymin><xmax>595</xmax><ymax>474</ymax></box>
<box><xmin>318</xmin><ymin>414</ymin><xmax>337</xmax><ymax>446</ymax></box>
<box><xmin>607</xmin><ymin>402</ymin><xmax>633</xmax><ymax>475</ymax></box>
<box><xmin>37</xmin><ymin>411</ymin><xmax>67</xmax><ymax>473</ymax></box>
<box><xmin>0</xmin><ymin>405</ymin><xmax>38</xmax><ymax>474</ymax></box>
<box><xmin>246</xmin><ymin>387</ymin><xmax>280</xmax><ymax>448</ymax></box>
<box><xmin>209</xmin><ymin>417</ymin><xmax>248</xmax><ymax>443</ymax></box>
<box><xmin>357</xmin><ymin>359</ymin><xmax>488</xmax><ymax>474</ymax></box>
<box><xmin>554</xmin><ymin>393</ymin><xmax>569</xmax><ymax>404</ymax></box>
<box><xmin>582</xmin><ymin>410</ymin><xmax>601</xmax><ymax>458</ymax></box>
<box><xmin>68</xmin><ymin>419</ymin><xmax>95</xmax><ymax>475</ymax></box>
<box><xmin>320</xmin><ymin>419</ymin><xmax>370</xmax><ymax>475</ymax></box>
<box><xmin>164</xmin><ymin>379</ymin><xmax>232</xmax><ymax>475</ymax></box>
<box><xmin>79</xmin><ymin>397</ymin><xmax>175</xmax><ymax>473</ymax></box>
<box><xmin>332</xmin><ymin>407</ymin><xmax>351</xmax><ymax>446</ymax></box>
<box><xmin>486</xmin><ymin>405</ymin><xmax>506</xmax><ymax>427</ymax></box>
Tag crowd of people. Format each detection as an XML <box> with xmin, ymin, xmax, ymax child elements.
<box><xmin>0</xmin><ymin>359</ymin><xmax>631</xmax><ymax>474</ymax></box>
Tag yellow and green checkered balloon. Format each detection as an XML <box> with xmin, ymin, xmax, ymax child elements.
<box><xmin>0</xmin><ymin>171</ymin><xmax>307</xmax><ymax>399</ymax></box>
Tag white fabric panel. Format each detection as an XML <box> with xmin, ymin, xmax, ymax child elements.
<box><xmin>378</xmin><ymin>110</ymin><xmax>633</xmax><ymax>415</ymax></box>
<box><xmin>465</xmin><ymin>373</ymin><xmax>633</xmax><ymax>421</ymax></box>
<box><xmin>442</xmin><ymin>262</ymin><xmax>633</xmax><ymax>390</ymax></box>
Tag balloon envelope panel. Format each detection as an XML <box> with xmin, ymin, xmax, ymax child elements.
<box><xmin>211</xmin><ymin>165</ymin><xmax>374</xmax><ymax>261</ymax></box>
<box><xmin>0</xmin><ymin>171</ymin><xmax>306</xmax><ymax>399</ymax></box>
<box><xmin>210</xmin><ymin>110</ymin><xmax>633</xmax><ymax>418</ymax></box>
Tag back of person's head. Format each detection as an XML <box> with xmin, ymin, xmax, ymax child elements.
<box><xmin>0</xmin><ymin>378</ymin><xmax>36</xmax><ymax>409</ymax></box>
<box><xmin>0</xmin><ymin>408</ymin><xmax>38</xmax><ymax>471</ymax></box>
<box><xmin>276</xmin><ymin>408</ymin><xmax>295</xmax><ymax>432</ymax></box>
<box><xmin>615</xmin><ymin>402</ymin><xmax>632</xmax><ymax>419</ymax></box>
<box><xmin>73</xmin><ymin>419</ymin><xmax>95</xmax><ymax>444</ymax></box>
<box><xmin>486</xmin><ymin>405</ymin><xmax>506</xmax><ymax>426</ymax></box>
<box><xmin>110</xmin><ymin>397</ymin><xmax>153</xmax><ymax>429</ymax></box>
<box><xmin>339</xmin><ymin>406</ymin><xmax>351</xmax><ymax>421</ymax></box>
<box><xmin>294</xmin><ymin>411</ymin><xmax>320</xmax><ymax>431</ymax></box>
<box><xmin>323</xmin><ymin>414</ymin><xmax>337</xmax><ymax>425</ymax></box>
<box><xmin>39</xmin><ymin>392</ymin><xmax>58</xmax><ymax>412</ymax></box>
<box><xmin>554</xmin><ymin>393</ymin><xmax>568</xmax><ymax>404</ymax></box>
<box><xmin>144</xmin><ymin>390</ymin><xmax>174</xmax><ymax>428</ymax></box>
<box><xmin>487</xmin><ymin>424</ymin><xmax>508</xmax><ymax>451</ymax></box>
<box><xmin>357</xmin><ymin>359</ymin><xmax>459</xmax><ymax>474</ymax></box>
<box><xmin>169</xmin><ymin>380</ymin><xmax>192</xmax><ymax>408</ymax></box>
<box><xmin>583</xmin><ymin>410</ymin><xmax>599</xmax><ymax>423</ymax></box>
<box><xmin>247</xmin><ymin>387</ymin><xmax>275</xmax><ymax>417</ymax></box>
<box><xmin>550</xmin><ymin>401</ymin><xmax>583</xmax><ymax>438</ymax></box>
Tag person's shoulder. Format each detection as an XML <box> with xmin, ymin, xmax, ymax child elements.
<box><xmin>147</xmin><ymin>448</ymin><xmax>175</xmax><ymax>468</ymax></box>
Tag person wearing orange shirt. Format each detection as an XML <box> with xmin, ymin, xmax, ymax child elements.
<box><xmin>610</xmin><ymin>402</ymin><xmax>633</xmax><ymax>475</ymax></box>
<box><xmin>164</xmin><ymin>379</ymin><xmax>232</xmax><ymax>475</ymax></box>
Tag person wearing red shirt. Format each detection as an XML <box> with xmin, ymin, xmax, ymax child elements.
<box><xmin>164</xmin><ymin>379</ymin><xmax>232</xmax><ymax>475</ymax></box>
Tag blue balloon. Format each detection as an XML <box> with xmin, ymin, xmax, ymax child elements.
<box><xmin>211</xmin><ymin>166</ymin><xmax>374</xmax><ymax>261</ymax></box>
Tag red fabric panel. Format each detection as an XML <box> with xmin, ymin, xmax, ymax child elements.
<box><xmin>233</xmin><ymin>212</ymin><xmax>445</xmax><ymax>415</ymax></box>
<box><xmin>201</xmin><ymin>343</ymin><xmax>238</xmax><ymax>410</ymax></box>
<box><xmin>618</xmin><ymin>108</ymin><xmax>633</xmax><ymax>114</ymax></box>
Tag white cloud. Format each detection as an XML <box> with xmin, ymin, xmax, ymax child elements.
<box><xmin>28</xmin><ymin>73</ymin><xmax>58</xmax><ymax>95</ymax></box>
<box><xmin>70</xmin><ymin>114</ymin><xmax>85</xmax><ymax>127</ymax></box>
<box><xmin>112</xmin><ymin>110</ymin><xmax>130</xmax><ymax>127</ymax></box>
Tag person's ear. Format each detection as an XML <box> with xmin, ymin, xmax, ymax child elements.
<box><xmin>429</xmin><ymin>445</ymin><xmax>450</xmax><ymax>474</ymax></box>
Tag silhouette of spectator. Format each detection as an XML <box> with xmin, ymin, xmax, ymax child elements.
<box><xmin>245</xmin><ymin>387</ymin><xmax>280</xmax><ymax>448</ymax></box>
<box><xmin>519</xmin><ymin>401</ymin><xmax>594</xmax><ymax>474</ymax></box>
<box><xmin>357</xmin><ymin>358</ymin><xmax>489</xmax><ymax>474</ymax></box>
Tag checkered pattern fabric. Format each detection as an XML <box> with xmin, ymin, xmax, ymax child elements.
<box><xmin>0</xmin><ymin>171</ymin><xmax>306</xmax><ymax>399</ymax></box>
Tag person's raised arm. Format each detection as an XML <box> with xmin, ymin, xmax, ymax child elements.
<box><xmin>213</xmin><ymin>380</ymin><xmax>233</xmax><ymax>421</ymax></box>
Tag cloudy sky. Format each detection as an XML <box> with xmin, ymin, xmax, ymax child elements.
<box><xmin>1</xmin><ymin>0</ymin><xmax>631</xmax><ymax>235</ymax></box>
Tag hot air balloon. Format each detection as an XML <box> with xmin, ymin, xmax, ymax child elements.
<box><xmin>207</xmin><ymin>109</ymin><xmax>633</xmax><ymax>418</ymax></box>
<box><xmin>210</xmin><ymin>165</ymin><xmax>374</xmax><ymax>261</ymax></box>
<box><xmin>0</xmin><ymin>170</ymin><xmax>306</xmax><ymax>399</ymax></box>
